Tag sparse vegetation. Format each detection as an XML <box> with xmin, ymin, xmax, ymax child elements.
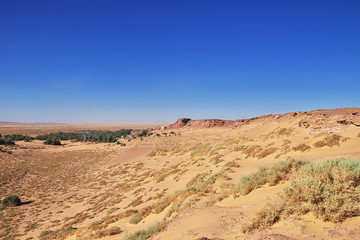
<box><xmin>292</xmin><ymin>143</ymin><xmax>311</xmax><ymax>152</ymax></box>
<box><xmin>242</xmin><ymin>159</ymin><xmax>360</xmax><ymax>233</ymax></box>
<box><xmin>43</xmin><ymin>137</ymin><xmax>62</xmax><ymax>145</ymax></box>
<box><xmin>129</xmin><ymin>206</ymin><xmax>152</xmax><ymax>224</ymax></box>
<box><xmin>258</xmin><ymin>147</ymin><xmax>278</xmax><ymax>158</ymax></box>
<box><xmin>94</xmin><ymin>226</ymin><xmax>122</xmax><ymax>238</ymax></box>
<box><xmin>233</xmin><ymin>145</ymin><xmax>246</xmax><ymax>152</ymax></box>
<box><xmin>313</xmin><ymin>134</ymin><xmax>347</xmax><ymax>148</ymax></box>
<box><xmin>38</xmin><ymin>230</ymin><xmax>52</xmax><ymax>239</ymax></box>
<box><xmin>123</xmin><ymin>222</ymin><xmax>163</xmax><ymax>240</ymax></box>
<box><xmin>1</xmin><ymin>109</ymin><xmax>359</xmax><ymax>239</ymax></box>
<box><xmin>243</xmin><ymin>145</ymin><xmax>262</xmax><ymax>158</ymax></box>
<box><xmin>232</xmin><ymin>159</ymin><xmax>309</xmax><ymax>195</ymax></box>
<box><xmin>0</xmin><ymin>138</ymin><xmax>15</xmax><ymax>145</ymax></box>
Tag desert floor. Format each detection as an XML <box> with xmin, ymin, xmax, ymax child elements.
<box><xmin>1</xmin><ymin>111</ymin><xmax>360</xmax><ymax>240</ymax></box>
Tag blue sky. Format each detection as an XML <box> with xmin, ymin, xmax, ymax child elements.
<box><xmin>1</xmin><ymin>0</ymin><xmax>359</xmax><ymax>122</ymax></box>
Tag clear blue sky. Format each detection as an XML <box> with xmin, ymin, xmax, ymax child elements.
<box><xmin>1</xmin><ymin>0</ymin><xmax>359</xmax><ymax>122</ymax></box>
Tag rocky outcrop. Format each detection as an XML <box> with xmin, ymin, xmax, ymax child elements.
<box><xmin>168</xmin><ymin>108</ymin><xmax>360</xmax><ymax>130</ymax></box>
<box><xmin>167</xmin><ymin>118</ymin><xmax>234</xmax><ymax>129</ymax></box>
<box><xmin>167</xmin><ymin>118</ymin><xmax>192</xmax><ymax>129</ymax></box>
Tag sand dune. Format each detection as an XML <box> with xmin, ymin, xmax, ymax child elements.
<box><xmin>0</xmin><ymin>108</ymin><xmax>359</xmax><ymax>240</ymax></box>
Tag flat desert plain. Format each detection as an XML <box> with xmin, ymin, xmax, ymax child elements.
<box><xmin>1</xmin><ymin>108</ymin><xmax>360</xmax><ymax>240</ymax></box>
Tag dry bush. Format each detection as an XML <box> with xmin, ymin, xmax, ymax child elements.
<box><xmin>155</xmin><ymin>167</ymin><xmax>181</xmax><ymax>183</ymax></box>
<box><xmin>89</xmin><ymin>209</ymin><xmax>136</xmax><ymax>231</ymax></box>
<box><xmin>127</xmin><ymin>197</ymin><xmax>143</xmax><ymax>207</ymax></box>
<box><xmin>277</xmin><ymin>128</ymin><xmax>294</xmax><ymax>136</ymax></box>
<box><xmin>257</xmin><ymin>147</ymin><xmax>278</xmax><ymax>158</ymax></box>
<box><xmin>186</xmin><ymin>169</ymin><xmax>229</xmax><ymax>193</ymax></box>
<box><xmin>123</xmin><ymin>221</ymin><xmax>164</xmax><ymax>240</ymax></box>
<box><xmin>224</xmin><ymin>161</ymin><xmax>241</xmax><ymax>168</ymax></box>
<box><xmin>313</xmin><ymin>134</ymin><xmax>347</xmax><ymax>148</ymax></box>
<box><xmin>208</xmin><ymin>144</ymin><xmax>223</xmax><ymax>156</ymax></box>
<box><xmin>281</xmin><ymin>139</ymin><xmax>291</xmax><ymax>147</ymax></box>
<box><xmin>147</xmin><ymin>141</ymin><xmax>190</xmax><ymax>157</ymax></box>
<box><xmin>94</xmin><ymin>226</ymin><xmax>122</xmax><ymax>238</ymax></box>
<box><xmin>244</xmin><ymin>145</ymin><xmax>263</xmax><ymax>158</ymax></box>
<box><xmin>266</xmin><ymin>128</ymin><xmax>294</xmax><ymax>139</ymax></box>
<box><xmin>233</xmin><ymin>145</ymin><xmax>246</xmax><ymax>152</ymax></box>
<box><xmin>129</xmin><ymin>206</ymin><xmax>152</xmax><ymax>224</ymax></box>
<box><xmin>232</xmin><ymin>159</ymin><xmax>309</xmax><ymax>195</ymax></box>
<box><xmin>292</xmin><ymin>144</ymin><xmax>311</xmax><ymax>152</ymax></box>
<box><xmin>242</xmin><ymin>159</ymin><xmax>360</xmax><ymax>233</ymax></box>
<box><xmin>154</xmin><ymin>191</ymin><xmax>182</xmax><ymax>214</ymax></box>
<box><xmin>186</xmin><ymin>173</ymin><xmax>209</xmax><ymax>188</ymax></box>
<box><xmin>38</xmin><ymin>230</ymin><xmax>52</xmax><ymax>240</ymax></box>
<box><xmin>190</xmin><ymin>143</ymin><xmax>212</xmax><ymax>158</ymax></box>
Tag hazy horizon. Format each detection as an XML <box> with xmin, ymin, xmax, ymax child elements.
<box><xmin>1</xmin><ymin>1</ymin><xmax>359</xmax><ymax>123</ymax></box>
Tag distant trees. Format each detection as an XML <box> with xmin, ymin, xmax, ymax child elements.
<box><xmin>36</xmin><ymin>132</ymin><xmax>83</xmax><ymax>141</ymax></box>
<box><xmin>0</xmin><ymin>134</ymin><xmax>35</xmax><ymax>145</ymax></box>
<box><xmin>0</xmin><ymin>129</ymin><xmax>134</xmax><ymax>145</ymax></box>
<box><xmin>43</xmin><ymin>138</ymin><xmax>62</xmax><ymax>145</ymax></box>
<box><xmin>0</xmin><ymin>138</ymin><xmax>14</xmax><ymax>145</ymax></box>
<box><xmin>137</xmin><ymin>130</ymin><xmax>147</xmax><ymax>138</ymax></box>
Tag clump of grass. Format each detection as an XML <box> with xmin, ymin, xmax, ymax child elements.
<box><xmin>186</xmin><ymin>173</ymin><xmax>209</xmax><ymax>189</ymax></box>
<box><xmin>242</xmin><ymin>159</ymin><xmax>360</xmax><ymax>233</ymax></box>
<box><xmin>123</xmin><ymin>222</ymin><xmax>164</xmax><ymax>240</ymax></box>
<box><xmin>232</xmin><ymin>159</ymin><xmax>309</xmax><ymax>195</ymax></box>
<box><xmin>129</xmin><ymin>206</ymin><xmax>152</xmax><ymax>224</ymax></box>
<box><xmin>190</xmin><ymin>143</ymin><xmax>211</xmax><ymax>158</ymax></box>
<box><xmin>154</xmin><ymin>191</ymin><xmax>182</xmax><ymax>214</ymax></box>
<box><xmin>243</xmin><ymin>145</ymin><xmax>263</xmax><ymax>158</ymax></box>
<box><xmin>129</xmin><ymin>212</ymin><xmax>142</xmax><ymax>224</ymax></box>
<box><xmin>57</xmin><ymin>225</ymin><xmax>77</xmax><ymax>238</ymax></box>
<box><xmin>276</xmin><ymin>128</ymin><xmax>294</xmax><ymax>136</ymax></box>
<box><xmin>266</xmin><ymin>128</ymin><xmax>294</xmax><ymax>139</ymax></box>
<box><xmin>127</xmin><ymin>197</ymin><xmax>143</xmax><ymax>207</ymax></box>
<box><xmin>38</xmin><ymin>230</ymin><xmax>52</xmax><ymax>240</ymax></box>
<box><xmin>224</xmin><ymin>161</ymin><xmax>241</xmax><ymax>168</ymax></box>
<box><xmin>313</xmin><ymin>134</ymin><xmax>347</xmax><ymax>148</ymax></box>
<box><xmin>1</xmin><ymin>195</ymin><xmax>21</xmax><ymax>208</ymax></box>
<box><xmin>292</xmin><ymin>143</ymin><xmax>311</xmax><ymax>152</ymax></box>
<box><xmin>186</xmin><ymin>169</ymin><xmax>229</xmax><ymax>193</ymax></box>
<box><xmin>257</xmin><ymin>147</ymin><xmax>278</xmax><ymax>158</ymax></box>
<box><xmin>233</xmin><ymin>145</ymin><xmax>246</xmax><ymax>152</ymax></box>
<box><xmin>94</xmin><ymin>226</ymin><xmax>122</xmax><ymax>238</ymax></box>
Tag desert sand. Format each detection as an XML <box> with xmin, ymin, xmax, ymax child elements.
<box><xmin>0</xmin><ymin>108</ymin><xmax>359</xmax><ymax>240</ymax></box>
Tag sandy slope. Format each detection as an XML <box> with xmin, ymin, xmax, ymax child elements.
<box><xmin>0</xmin><ymin>108</ymin><xmax>359</xmax><ymax>240</ymax></box>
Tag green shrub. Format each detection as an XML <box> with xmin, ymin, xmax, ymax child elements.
<box><xmin>137</xmin><ymin>130</ymin><xmax>147</xmax><ymax>138</ymax></box>
<box><xmin>43</xmin><ymin>138</ymin><xmax>61</xmax><ymax>145</ymax></box>
<box><xmin>2</xmin><ymin>195</ymin><xmax>21</xmax><ymax>207</ymax></box>
<box><xmin>0</xmin><ymin>138</ymin><xmax>15</xmax><ymax>145</ymax></box>
<box><xmin>233</xmin><ymin>159</ymin><xmax>309</xmax><ymax>195</ymax></box>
